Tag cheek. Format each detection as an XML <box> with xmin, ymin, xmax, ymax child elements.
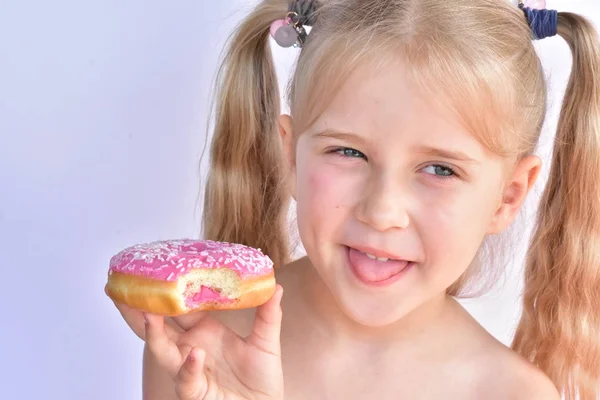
<box><xmin>415</xmin><ymin>183</ymin><xmax>498</xmax><ymax>272</ymax></box>
<box><xmin>294</xmin><ymin>151</ymin><xmax>366</xmax><ymax>242</ymax></box>
<box><xmin>296</xmin><ymin>163</ymin><xmax>353</xmax><ymax>221</ymax></box>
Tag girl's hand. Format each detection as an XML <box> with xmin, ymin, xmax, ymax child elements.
<box><xmin>113</xmin><ymin>285</ymin><xmax>284</xmax><ymax>400</ymax></box>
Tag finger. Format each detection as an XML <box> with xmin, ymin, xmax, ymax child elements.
<box><xmin>175</xmin><ymin>347</ymin><xmax>208</xmax><ymax>400</ymax></box>
<box><xmin>112</xmin><ymin>301</ymin><xmax>185</xmax><ymax>342</ymax></box>
<box><xmin>146</xmin><ymin>313</ymin><xmax>181</xmax><ymax>342</ymax></box>
<box><xmin>247</xmin><ymin>284</ymin><xmax>283</xmax><ymax>356</ymax></box>
<box><xmin>170</xmin><ymin>311</ymin><xmax>210</xmax><ymax>331</ymax></box>
<box><xmin>145</xmin><ymin>313</ymin><xmax>184</xmax><ymax>376</ymax></box>
<box><xmin>164</xmin><ymin>316</ymin><xmax>186</xmax><ymax>334</ymax></box>
<box><xmin>113</xmin><ymin>301</ymin><xmax>147</xmax><ymax>339</ymax></box>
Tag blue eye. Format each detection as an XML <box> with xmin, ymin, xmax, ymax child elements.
<box><xmin>331</xmin><ymin>147</ymin><xmax>367</xmax><ymax>160</ymax></box>
<box><xmin>423</xmin><ymin>164</ymin><xmax>456</xmax><ymax>179</ymax></box>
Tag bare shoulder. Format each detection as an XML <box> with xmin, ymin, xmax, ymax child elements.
<box><xmin>445</xmin><ymin>301</ymin><xmax>560</xmax><ymax>400</ymax></box>
<box><xmin>478</xmin><ymin>346</ymin><xmax>559</xmax><ymax>399</ymax></box>
<box><xmin>466</xmin><ymin>331</ymin><xmax>560</xmax><ymax>399</ymax></box>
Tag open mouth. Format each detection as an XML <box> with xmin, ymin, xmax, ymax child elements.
<box><xmin>362</xmin><ymin>251</ymin><xmax>396</xmax><ymax>262</ymax></box>
<box><xmin>345</xmin><ymin>246</ymin><xmax>413</xmax><ymax>286</ymax></box>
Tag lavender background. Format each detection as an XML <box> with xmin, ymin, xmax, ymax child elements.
<box><xmin>1</xmin><ymin>1</ymin><xmax>598</xmax><ymax>398</ymax></box>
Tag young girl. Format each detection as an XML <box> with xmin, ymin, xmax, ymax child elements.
<box><xmin>114</xmin><ymin>0</ymin><xmax>600</xmax><ymax>398</ymax></box>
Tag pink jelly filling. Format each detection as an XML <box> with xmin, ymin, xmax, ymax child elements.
<box><xmin>185</xmin><ymin>285</ymin><xmax>235</xmax><ymax>307</ymax></box>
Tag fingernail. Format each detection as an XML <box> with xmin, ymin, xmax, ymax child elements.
<box><xmin>187</xmin><ymin>349</ymin><xmax>196</xmax><ymax>362</ymax></box>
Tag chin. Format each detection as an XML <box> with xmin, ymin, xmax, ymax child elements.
<box><xmin>326</xmin><ymin>251</ymin><xmax>422</xmax><ymax>328</ymax></box>
<box><xmin>306</xmin><ymin>241</ymin><xmax>433</xmax><ymax>328</ymax></box>
<box><xmin>339</xmin><ymin>297</ymin><xmax>415</xmax><ymax>327</ymax></box>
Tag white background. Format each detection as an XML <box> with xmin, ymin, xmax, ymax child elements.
<box><xmin>1</xmin><ymin>1</ymin><xmax>598</xmax><ymax>398</ymax></box>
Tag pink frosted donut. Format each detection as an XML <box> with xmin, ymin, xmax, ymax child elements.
<box><xmin>105</xmin><ymin>239</ymin><xmax>276</xmax><ymax>315</ymax></box>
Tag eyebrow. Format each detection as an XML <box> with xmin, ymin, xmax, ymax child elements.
<box><xmin>312</xmin><ymin>129</ymin><xmax>370</xmax><ymax>147</ymax></box>
<box><xmin>415</xmin><ymin>145</ymin><xmax>479</xmax><ymax>163</ymax></box>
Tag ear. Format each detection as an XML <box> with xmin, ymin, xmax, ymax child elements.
<box><xmin>487</xmin><ymin>155</ymin><xmax>542</xmax><ymax>234</ymax></box>
<box><xmin>278</xmin><ymin>114</ymin><xmax>297</xmax><ymax>200</ymax></box>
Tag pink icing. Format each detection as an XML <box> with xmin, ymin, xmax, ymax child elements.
<box><xmin>185</xmin><ymin>286</ymin><xmax>235</xmax><ymax>308</ymax></box>
<box><xmin>108</xmin><ymin>239</ymin><xmax>273</xmax><ymax>282</ymax></box>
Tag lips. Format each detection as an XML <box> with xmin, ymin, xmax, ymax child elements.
<box><xmin>346</xmin><ymin>246</ymin><xmax>412</xmax><ymax>286</ymax></box>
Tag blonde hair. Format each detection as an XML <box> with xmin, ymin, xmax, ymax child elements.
<box><xmin>202</xmin><ymin>0</ymin><xmax>600</xmax><ymax>397</ymax></box>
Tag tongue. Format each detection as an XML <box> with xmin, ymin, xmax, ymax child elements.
<box><xmin>348</xmin><ymin>247</ymin><xmax>409</xmax><ymax>282</ymax></box>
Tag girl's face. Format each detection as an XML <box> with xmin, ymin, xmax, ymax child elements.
<box><xmin>283</xmin><ymin>60</ymin><xmax>540</xmax><ymax>327</ymax></box>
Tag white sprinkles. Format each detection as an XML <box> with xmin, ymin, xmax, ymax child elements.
<box><xmin>109</xmin><ymin>239</ymin><xmax>274</xmax><ymax>282</ymax></box>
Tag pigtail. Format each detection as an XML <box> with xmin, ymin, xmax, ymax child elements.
<box><xmin>202</xmin><ymin>0</ymin><xmax>291</xmax><ymax>268</ymax></box>
<box><xmin>511</xmin><ymin>13</ymin><xmax>600</xmax><ymax>399</ymax></box>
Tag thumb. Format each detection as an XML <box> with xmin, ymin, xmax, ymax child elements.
<box><xmin>175</xmin><ymin>348</ymin><xmax>208</xmax><ymax>400</ymax></box>
<box><xmin>247</xmin><ymin>284</ymin><xmax>284</xmax><ymax>356</ymax></box>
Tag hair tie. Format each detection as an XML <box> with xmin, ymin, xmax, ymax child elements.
<box><xmin>519</xmin><ymin>0</ymin><xmax>558</xmax><ymax>40</ymax></box>
<box><xmin>270</xmin><ymin>0</ymin><xmax>318</xmax><ymax>48</ymax></box>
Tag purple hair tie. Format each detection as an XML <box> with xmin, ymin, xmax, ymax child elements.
<box><xmin>519</xmin><ymin>0</ymin><xmax>558</xmax><ymax>40</ymax></box>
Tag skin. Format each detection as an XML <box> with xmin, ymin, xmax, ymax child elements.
<box><xmin>114</xmin><ymin>59</ymin><xmax>561</xmax><ymax>399</ymax></box>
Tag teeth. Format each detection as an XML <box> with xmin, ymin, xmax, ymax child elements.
<box><xmin>364</xmin><ymin>252</ymin><xmax>390</xmax><ymax>262</ymax></box>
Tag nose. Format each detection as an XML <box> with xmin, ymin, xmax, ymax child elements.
<box><xmin>355</xmin><ymin>172</ymin><xmax>410</xmax><ymax>232</ymax></box>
